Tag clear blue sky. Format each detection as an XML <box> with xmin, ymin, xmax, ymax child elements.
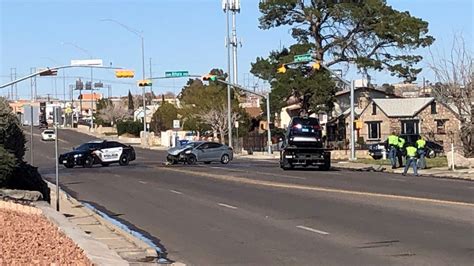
<box><xmin>1</xmin><ymin>0</ymin><xmax>472</xmax><ymax>100</ymax></box>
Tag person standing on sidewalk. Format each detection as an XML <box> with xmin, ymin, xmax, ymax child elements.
<box><xmin>403</xmin><ymin>143</ymin><xmax>419</xmax><ymax>176</ymax></box>
<box><xmin>387</xmin><ymin>132</ymin><xmax>399</xmax><ymax>169</ymax></box>
<box><xmin>397</xmin><ymin>135</ymin><xmax>406</xmax><ymax>168</ymax></box>
<box><xmin>416</xmin><ymin>135</ymin><xmax>427</xmax><ymax>169</ymax></box>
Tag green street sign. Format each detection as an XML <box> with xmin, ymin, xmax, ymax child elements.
<box><xmin>165</xmin><ymin>71</ymin><xmax>189</xmax><ymax>78</ymax></box>
<box><xmin>294</xmin><ymin>53</ymin><xmax>312</xmax><ymax>63</ymax></box>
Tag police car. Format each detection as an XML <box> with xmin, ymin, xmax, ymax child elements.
<box><xmin>59</xmin><ymin>140</ymin><xmax>136</xmax><ymax>168</ymax></box>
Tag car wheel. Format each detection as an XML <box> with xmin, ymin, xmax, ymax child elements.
<box><xmin>166</xmin><ymin>157</ymin><xmax>177</xmax><ymax>165</ymax></box>
<box><xmin>220</xmin><ymin>154</ymin><xmax>230</xmax><ymax>164</ymax></box>
<box><xmin>119</xmin><ymin>154</ymin><xmax>129</xmax><ymax>166</ymax></box>
<box><xmin>64</xmin><ymin>162</ymin><xmax>75</xmax><ymax>168</ymax></box>
<box><xmin>187</xmin><ymin>154</ymin><xmax>197</xmax><ymax>165</ymax></box>
<box><xmin>101</xmin><ymin>163</ymin><xmax>110</xmax><ymax>167</ymax></box>
<box><xmin>83</xmin><ymin>156</ymin><xmax>94</xmax><ymax>168</ymax></box>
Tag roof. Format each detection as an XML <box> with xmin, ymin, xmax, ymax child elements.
<box><xmin>335</xmin><ymin>87</ymin><xmax>392</xmax><ymax>97</ymax></box>
<box><xmin>372</xmin><ymin>97</ymin><xmax>434</xmax><ymax>117</ymax></box>
<box><xmin>244</xmin><ymin>107</ymin><xmax>262</xmax><ymax>118</ymax></box>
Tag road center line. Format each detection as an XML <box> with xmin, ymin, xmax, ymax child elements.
<box><xmin>138</xmin><ymin>181</ymin><xmax>147</xmax><ymax>184</ymax></box>
<box><xmin>218</xmin><ymin>203</ymin><xmax>238</xmax><ymax>209</ymax></box>
<box><xmin>170</xmin><ymin>189</ymin><xmax>183</xmax><ymax>195</ymax></box>
<box><xmin>296</xmin><ymin>225</ymin><xmax>330</xmax><ymax>235</ymax></box>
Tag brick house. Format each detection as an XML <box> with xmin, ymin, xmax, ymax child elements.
<box><xmin>357</xmin><ymin>97</ymin><xmax>461</xmax><ymax>151</ymax></box>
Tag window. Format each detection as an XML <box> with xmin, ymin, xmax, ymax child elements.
<box><xmin>372</xmin><ymin>103</ymin><xmax>377</xmax><ymax>115</ymax></box>
<box><xmin>401</xmin><ymin>120</ymin><xmax>419</xmax><ymax>135</ymax></box>
<box><xmin>208</xmin><ymin>143</ymin><xmax>222</xmax><ymax>149</ymax></box>
<box><xmin>431</xmin><ymin>102</ymin><xmax>437</xmax><ymax>114</ymax></box>
<box><xmin>367</xmin><ymin>122</ymin><xmax>381</xmax><ymax>140</ymax></box>
<box><xmin>436</xmin><ymin>119</ymin><xmax>447</xmax><ymax>134</ymax></box>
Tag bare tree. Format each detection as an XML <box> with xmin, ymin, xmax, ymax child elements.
<box><xmin>429</xmin><ymin>34</ymin><xmax>473</xmax><ymax>157</ymax></box>
<box><xmin>98</xmin><ymin>102</ymin><xmax>131</xmax><ymax>126</ymax></box>
<box><xmin>196</xmin><ymin>104</ymin><xmax>238</xmax><ymax>144</ymax></box>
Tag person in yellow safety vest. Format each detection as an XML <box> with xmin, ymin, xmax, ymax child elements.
<box><xmin>403</xmin><ymin>143</ymin><xmax>419</xmax><ymax>176</ymax></box>
<box><xmin>416</xmin><ymin>136</ymin><xmax>427</xmax><ymax>169</ymax></box>
<box><xmin>387</xmin><ymin>132</ymin><xmax>399</xmax><ymax>169</ymax></box>
<box><xmin>397</xmin><ymin>136</ymin><xmax>406</xmax><ymax>168</ymax></box>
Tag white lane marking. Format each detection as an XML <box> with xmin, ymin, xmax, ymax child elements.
<box><xmin>296</xmin><ymin>225</ymin><xmax>330</xmax><ymax>235</ymax></box>
<box><xmin>218</xmin><ymin>203</ymin><xmax>238</xmax><ymax>209</ymax></box>
<box><xmin>139</xmin><ymin>181</ymin><xmax>147</xmax><ymax>184</ymax></box>
<box><xmin>170</xmin><ymin>189</ymin><xmax>183</xmax><ymax>195</ymax></box>
<box><xmin>388</xmin><ymin>178</ymin><xmax>406</xmax><ymax>182</ymax></box>
<box><xmin>209</xmin><ymin>166</ymin><xmax>307</xmax><ymax>180</ymax></box>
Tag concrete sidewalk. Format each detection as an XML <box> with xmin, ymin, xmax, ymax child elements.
<box><xmin>44</xmin><ymin>181</ymin><xmax>168</xmax><ymax>265</ymax></box>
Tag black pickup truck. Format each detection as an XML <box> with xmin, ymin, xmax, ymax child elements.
<box><xmin>279</xmin><ymin>117</ymin><xmax>331</xmax><ymax>170</ymax></box>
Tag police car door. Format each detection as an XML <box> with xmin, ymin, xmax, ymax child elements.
<box><xmin>100</xmin><ymin>141</ymin><xmax>123</xmax><ymax>162</ymax></box>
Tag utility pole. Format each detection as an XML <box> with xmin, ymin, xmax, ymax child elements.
<box><xmin>222</xmin><ymin>0</ymin><xmax>240</xmax><ymax>148</ymax></box>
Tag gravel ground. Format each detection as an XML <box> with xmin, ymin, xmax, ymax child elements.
<box><xmin>0</xmin><ymin>208</ymin><xmax>92</xmax><ymax>265</ymax></box>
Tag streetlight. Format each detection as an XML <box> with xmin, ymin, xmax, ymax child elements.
<box><xmin>101</xmin><ymin>18</ymin><xmax>147</xmax><ymax>145</ymax></box>
<box><xmin>62</xmin><ymin>42</ymin><xmax>95</xmax><ymax>130</ymax></box>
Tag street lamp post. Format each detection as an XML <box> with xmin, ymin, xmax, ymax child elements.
<box><xmin>62</xmin><ymin>42</ymin><xmax>94</xmax><ymax>130</ymax></box>
<box><xmin>101</xmin><ymin>19</ymin><xmax>147</xmax><ymax>145</ymax></box>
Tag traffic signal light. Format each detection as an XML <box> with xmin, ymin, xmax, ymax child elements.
<box><xmin>39</xmin><ymin>68</ymin><xmax>58</xmax><ymax>76</ymax></box>
<box><xmin>277</xmin><ymin>65</ymin><xmax>287</xmax><ymax>74</ymax></box>
<box><xmin>311</xmin><ymin>61</ymin><xmax>321</xmax><ymax>70</ymax></box>
<box><xmin>115</xmin><ymin>70</ymin><xmax>135</xmax><ymax>78</ymax></box>
<box><xmin>202</xmin><ymin>74</ymin><xmax>217</xmax><ymax>81</ymax></box>
<box><xmin>138</xmin><ymin>80</ymin><xmax>152</xmax><ymax>87</ymax></box>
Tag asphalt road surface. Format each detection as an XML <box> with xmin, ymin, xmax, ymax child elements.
<box><xmin>26</xmin><ymin>127</ymin><xmax>474</xmax><ymax>265</ymax></box>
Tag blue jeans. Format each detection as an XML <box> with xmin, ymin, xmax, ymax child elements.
<box><xmin>389</xmin><ymin>146</ymin><xmax>397</xmax><ymax>167</ymax></box>
<box><xmin>417</xmin><ymin>150</ymin><xmax>426</xmax><ymax>169</ymax></box>
<box><xmin>403</xmin><ymin>157</ymin><xmax>418</xmax><ymax>175</ymax></box>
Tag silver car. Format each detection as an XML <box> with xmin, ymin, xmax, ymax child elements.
<box><xmin>166</xmin><ymin>141</ymin><xmax>233</xmax><ymax>165</ymax></box>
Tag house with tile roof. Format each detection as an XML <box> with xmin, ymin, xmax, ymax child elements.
<box><xmin>357</xmin><ymin>97</ymin><xmax>461</xmax><ymax>151</ymax></box>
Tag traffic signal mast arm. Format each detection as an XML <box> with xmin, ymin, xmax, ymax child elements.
<box><xmin>277</xmin><ymin>56</ymin><xmax>350</xmax><ymax>87</ymax></box>
<box><xmin>0</xmin><ymin>65</ymin><xmax>124</xmax><ymax>89</ymax></box>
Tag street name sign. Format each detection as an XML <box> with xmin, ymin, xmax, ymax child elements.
<box><xmin>294</xmin><ymin>54</ymin><xmax>312</xmax><ymax>63</ymax></box>
<box><xmin>165</xmin><ymin>71</ymin><xmax>189</xmax><ymax>78</ymax></box>
<box><xmin>71</xmin><ymin>59</ymin><xmax>103</xmax><ymax>66</ymax></box>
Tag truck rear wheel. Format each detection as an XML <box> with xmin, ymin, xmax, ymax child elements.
<box><xmin>320</xmin><ymin>153</ymin><xmax>331</xmax><ymax>171</ymax></box>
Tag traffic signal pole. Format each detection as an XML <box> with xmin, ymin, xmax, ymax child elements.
<box><xmin>0</xmin><ymin>65</ymin><xmax>124</xmax><ymax>89</ymax></box>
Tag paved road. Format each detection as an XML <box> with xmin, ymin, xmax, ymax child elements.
<box><xmin>27</xmin><ymin>128</ymin><xmax>474</xmax><ymax>265</ymax></box>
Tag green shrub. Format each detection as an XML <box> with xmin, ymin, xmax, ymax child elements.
<box><xmin>5</xmin><ymin>162</ymin><xmax>50</xmax><ymax>202</ymax></box>
<box><xmin>0</xmin><ymin>146</ymin><xmax>16</xmax><ymax>186</ymax></box>
<box><xmin>0</xmin><ymin>98</ymin><xmax>26</xmax><ymax>161</ymax></box>
<box><xmin>116</xmin><ymin>120</ymin><xmax>142</xmax><ymax>137</ymax></box>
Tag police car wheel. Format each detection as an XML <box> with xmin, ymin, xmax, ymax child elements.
<box><xmin>83</xmin><ymin>156</ymin><xmax>94</xmax><ymax>168</ymax></box>
<box><xmin>119</xmin><ymin>154</ymin><xmax>129</xmax><ymax>166</ymax></box>
<box><xmin>64</xmin><ymin>162</ymin><xmax>75</xmax><ymax>168</ymax></box>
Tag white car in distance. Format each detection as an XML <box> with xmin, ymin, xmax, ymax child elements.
<box><xmin>41</xmin><ymin>129</ymin><xmax>56</xmax><ymax>141</ymax></box>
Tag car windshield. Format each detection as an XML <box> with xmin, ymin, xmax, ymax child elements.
<box><xmin>184</xmin><ymin>142</ymin><xmax>202</xmax><ymax>149</ymax></box>
<box><xmin>43</xmin><ymin>130</ymin><xmax>54</xmax><ymax>134</ymax></box>
<box><xmin>76</xmin><ymin>142</ymin><xmax>101</xmax><ymax>151</ymax></box>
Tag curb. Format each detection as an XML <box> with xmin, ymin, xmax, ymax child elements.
<box><xmin>45</xmin><ymin>181</ymin><xmax>168</xmax><ymax>263</ymax></box>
